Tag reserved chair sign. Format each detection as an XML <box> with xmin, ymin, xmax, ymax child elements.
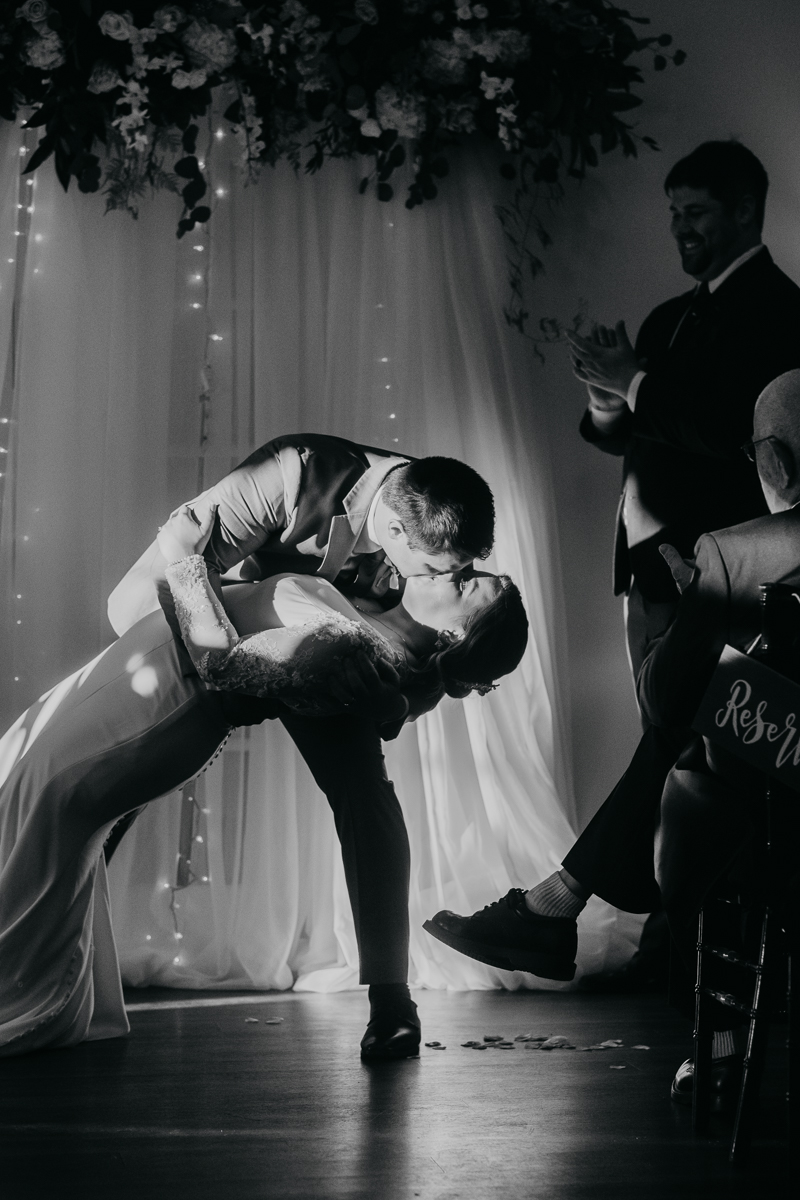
<box><xmin>693</xmin><ymin>645</ymin><xmax>800</xmax><ymax>792</ymax></box>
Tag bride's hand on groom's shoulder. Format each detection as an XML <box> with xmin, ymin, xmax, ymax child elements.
<box><xmin>158</xmin><ymin>502</ymin><xmax>218</xmax><ymax>564</ymax></box>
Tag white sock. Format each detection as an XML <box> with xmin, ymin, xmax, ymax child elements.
<box><xmin>712</xmin><ymin>1029</ymin><xmax>745</xmax><ymax>1060</ymax></box>
<box><xmin>525</xmin><ymin>871</ymin><xmax>586</xmax><ymax>920</ymax></box>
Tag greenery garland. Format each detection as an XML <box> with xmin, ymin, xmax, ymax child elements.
<box><xmin>0</xmin><ymin>0</ymin><xmax>683</xmax><ymax>337</ymax></box>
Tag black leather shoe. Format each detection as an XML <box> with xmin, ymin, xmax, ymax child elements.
<box><xmin>670</xmin><ymin>1055</ymin><xmax>743</xmax><ymax>1108</ymax></box>
<box><xmin>423</xmin><ymin>888</ymin><xmax>577</xmax><ymax>980</ymax></box>
<box><xmin>360</xmin><ymin>1001</ymin><xmax>421</xmax><ymax>1061</ymax></box>
<box><xmin>578</xmin><ymin>952</ymin><xmax>668</xmax><ymax>994</ymax></box>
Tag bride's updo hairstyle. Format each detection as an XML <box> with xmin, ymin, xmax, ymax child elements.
<box><xmin>415</xmin><ymin>575</ymin><xmax>529</xmax><ymax>701</ymax></box>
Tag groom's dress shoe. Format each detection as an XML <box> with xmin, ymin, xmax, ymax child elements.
<box><xmin>360</xmin><ymin>1000</ymin><xmax>421</xmax><ymax>1061</ymax></box>
<box><xmin>670</xmin><ymin>1055</ymin><xmax>743</xmax><ymax>1108</ymax></box>
<box><xmin>423</xmin><ymin>888</ymin><xmax>577</xmax><ymax>980</ymax></box>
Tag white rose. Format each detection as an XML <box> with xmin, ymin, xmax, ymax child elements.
<box><xmin>180</xmin><ymin>18</ymin><xmax>237</xmax><ymax>73</ymax></box>
<box><xmin>24</xmin><ymin>31</ymin><xmax>65</xmax><ymax>70</ymax></box>
<box><xmin>87</xmin><ymin>60</ymin><xmax>123</xmax><ymax>93</ymax></box>
<box><xmin>98</xmin><ymin>10</ymin><xmax>135</xmax><ymax>41</ymax></box>
<box><xmin>354</xmin><ymin>0</ymin><xmax>379</xmax><ymax>23</ymax></box>
<box><xmin>360</xmin><ymin>118</ymin><xmax>381</xmax><ymax>138</ymax></box>
<box><xmin>152</xmin><ymin>6</ymin><xmax>185</xmax><ymax>34</ymax></box>
<box><xmin>17</xmin><ymin>0</ymin><xmax>50</xmax><ymax>24</ymax></box>
<box><xmin>171</xmin><ymin>67</ymin><xmax>208</xmax><ymax>89</ymax></box>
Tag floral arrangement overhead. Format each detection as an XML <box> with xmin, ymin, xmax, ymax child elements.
<box><xmin>0</xmin><ymin>0</ymin><xmax>683</xmax><ymax>334</ymax></box>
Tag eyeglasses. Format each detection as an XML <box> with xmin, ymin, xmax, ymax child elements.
<box><xmin>741</xmin><ymin>435</ymin><xmax>780</xmax><ymax>462</ymax></box>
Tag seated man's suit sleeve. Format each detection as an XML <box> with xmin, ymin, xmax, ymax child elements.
<box><xmin>637</xmin><ymin>533</ymin><xmax>730</xmax><ymax>729</ymax></box>
<box><xmin>108</xmin><ymin>441</ymin><xmax>298</xmax><ymax>636</ymax></box>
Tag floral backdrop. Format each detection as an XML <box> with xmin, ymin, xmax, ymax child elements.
<box><xmin>0</xmin><ymin>0</ymin><xmax>682</xmax><ymax>333</ymax></box>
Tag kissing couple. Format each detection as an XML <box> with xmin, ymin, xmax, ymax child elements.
<box><xmin>0</xmin><ymin>432</ymin><xmax>528</xmax><ymax>1060</ymax></box>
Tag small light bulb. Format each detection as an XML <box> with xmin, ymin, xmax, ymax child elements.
<box><xmin>389</xmin><ymin>413</ymin><xmax>396</xmax><ymax>419</ymax></box>
<box><xmin>191</xmin><ymin>302</ymin><xmax>202</xmax><ymax>309</ymax></box>
<box><xmin>7</xmin><ymin>258</ymin><xmax>14</xmax><ymax>263</ymax></box>
<box><xmin>191</xmin><ymin>273</ymin><xmax>202</xmax><ymax>281</ymax></box>
<box><xmin>14</xmin><ymin>231</ymin><xmax>21</xmax><ymax>236</ymax></box>
<box><xmin>193</xmin><ymin>245</ymin><xmax>204</xmax><ymax>251</ymax></box>
<box><xmin>209</xmin><ymin>334</ymin><xmax>223</xmax><ymax>342</ymax></box>
<box><xmin>173</xmin><ymin>956</ymin><xmax>181</xmax><ymax>965</ymax></box>
<box><xmin>19</xmin><ymin>147</ymin><xmax>26</xmax><ymax>156</ymax></box>
<box><xmin>201</xmin><ymin>875</ymin><xmax>209</xmax><ymax>882</ymax></box>
<box><xmin>16</xmin><ymin>204</ymin><xmax>23</xmax><ymax>210</ymax></box>
<box><xmin>22</xmin><ymin>536</ymin><xmax>29</xmax><ymax>542</ymax></box>
<box><xmin>197</xmin><ymin>160</ymin><xmax>205</xmax><ymax>169</ymax></box>
<box><xmin>393</xmin><ymin>438</ymin><xmax>399</xmax><ymax>443</ymax></box>
<box><xmin>26</xmin><ymin>179</ymin><xmax>34</xmax><ymax>186</ymax></box>
<box><xmin>195</xmin><ymin>835</ymin><xmax>204</xmax><ymax>843</ymax></box>
<box><xmin>215</xmin><ymin>129</ymin><xmax>225</xmax><ymax>140</ymax></box>
<box><xmin>16</xmin><ymin>619</ymin><xmax>21</xmax><ymax>625</ymax></box>
<box><xmin>215</xmin><ymin>187</ymin><xmax>225</xmax><ymax>197</ymax></box>
<box><xmin>174</xmin><ymin>932</ymin><xmax>183</xmax><ymax>940</ymax></box>
<box><xmin>27</xmin><ymin>206</ymin><xmax>34</xmax><ymax>214</ymax></box>
<box><xmin>14</xmin><ymin>676</ymin><xmax>19</xmax><ymax>681</ymax></box>
<box><xmin>34</xmin><ymin>234</ymin><xmax>43</xmax><ymax>242</ymax></box>
<box><xmin>379</xmin><ymin>357</ymin><xmax>389</xmax><ymax>363</ymax></box>
<box><xmin>145</xmin><ymin>934</ymin><xmax>152</xmax><ymax>941</ymax></box>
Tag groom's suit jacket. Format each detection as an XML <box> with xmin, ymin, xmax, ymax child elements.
<box><xmin>580</xmin><ymin>249</ymin><xmax>800</xmax><ymax>601</ymax></box>
<box><xmin>108</xmin><ymin>433</ymin><xmax>417</xmax><ymax>735</ymax></box>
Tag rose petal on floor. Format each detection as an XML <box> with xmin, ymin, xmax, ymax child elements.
<box><xmin>632</xmin><ymin>1044</ymin><xmax>650</xmax><ymax>1050</ymax></box>
<box><xmin>244</xmin><ymin>1018</ymin><xmax>259</xmax><ymax>1023</ymax></box>
<box><xmin>610</xmin><ymin>1064</ymin><xmax>627</xmax><ymax>1070</ymax></box>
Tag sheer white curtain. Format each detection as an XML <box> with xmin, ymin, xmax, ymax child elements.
<box><xmin>0</xmin><ymin>119</ymin><xmax>637</xmax><ymax>993</ymax></box>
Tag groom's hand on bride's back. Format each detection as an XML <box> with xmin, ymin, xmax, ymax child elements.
<box><xmin>325</xmin><ymin>652</ymin><xmax>408</xmax><ymax>724</ymax></box>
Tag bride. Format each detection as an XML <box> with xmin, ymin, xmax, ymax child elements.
<box><xmin>0</xmin><ymin>502</ymin><xmax>527</xmax><ymax>1058</ymax></box>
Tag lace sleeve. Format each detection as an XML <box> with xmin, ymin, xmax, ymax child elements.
<box><xmin>164</xmin><ymin>554</ymin><xmax>403</xmax><ymax>710</ymax></box>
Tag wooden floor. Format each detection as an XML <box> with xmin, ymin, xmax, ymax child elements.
<box><xmin>0</xmin><ymin>988</ymin><xmax>790</xmax><ymax>1199</ymax></box>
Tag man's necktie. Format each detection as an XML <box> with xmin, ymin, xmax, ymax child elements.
<box><xmin>670</xmin><ymin>280</ymin><xmax>711</xmax><ymax>350</ymax></box>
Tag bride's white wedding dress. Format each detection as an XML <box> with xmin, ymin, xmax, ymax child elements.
<box><xmin>0</xmin><ymin>564</ymin><xmax>399</xmax><ymax>1057</ymax></box>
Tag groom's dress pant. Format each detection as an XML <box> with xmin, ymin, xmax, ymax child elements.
<box><xmin>279</xmin><ymin>711</ymin><xmax>410</xmax><ymax>985</ymax></box>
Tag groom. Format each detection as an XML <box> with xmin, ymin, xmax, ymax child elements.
<box><xmin>108</xmin><ymin>431</ymin><xmax>495</xmax><ymax>1059</ymax></box>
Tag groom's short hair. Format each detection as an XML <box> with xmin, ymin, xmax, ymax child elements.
<box><xmin>382</xmin><ymin>457</ymin><xmax>495</xmax><ymax>560</ymax></box>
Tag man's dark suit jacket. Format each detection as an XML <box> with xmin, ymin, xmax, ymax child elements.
<box><xmin>580</xmin><ymin>249</ymin><xmax>800</xmax><ymax>600</ymax></box>
<box><xmin>563</xmin><ymin>505</ymin><xmax>800</xmax><ymax>913</ymax></box>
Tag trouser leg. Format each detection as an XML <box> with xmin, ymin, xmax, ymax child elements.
<box><xmin>656</xmin><ymin>741</ymin><xmax>754</xmax><ymax>1029</ymax></box>
<box><xmin>561</xmin><ymin>723</ymin><xmax>690</xmax><ymax>913</ymax></box>
<box><xmin>281</xmin><ymin>712</ymin><xmax>410</xmax><ymax>985</ymax></box>
<box><xmin>623</xmin><ymin>582</ymin><xmax>678</xmax><ymax>721</ymax></box>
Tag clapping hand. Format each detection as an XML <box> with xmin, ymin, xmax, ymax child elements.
<box><xmin>157</xmin><ymin>502</ymin><xmax>218</xmax><ymax>564</ymax></box>
<box><xmin>568</xmin><ymin>320</ymin><xmax>640</xmax><ymax>401</ymax></box>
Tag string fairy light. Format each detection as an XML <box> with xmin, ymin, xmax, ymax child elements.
<box><xmin>1</xmin><ymin>125</ymin><xmax>38</xmax><ymax>695</ymax></box>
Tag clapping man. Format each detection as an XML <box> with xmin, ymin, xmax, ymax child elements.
<box><xmin>566</xmin><ymin>140</ymin><xmax>800</xmax><ymax>992</ymax></box>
